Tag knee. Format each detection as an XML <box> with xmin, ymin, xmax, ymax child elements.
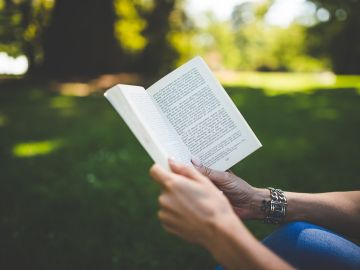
<box><xmin>262</xmin><ymin>221</ymin><xmax>360</xmax><ymax>270</ymax></box>
<box><xmin>276</xmin><ymin>221</ymin><xmax>313</xmax><ymax>233</ymax></box>
<box><xmin>263</xmin><ymin>221</ymin><xmax>336</xmax><ymax>250</ymax></box>
<box><xmin>263</xmin><ymin>221</ymin><xmax>314</xmax><ymax>245</ymax></box>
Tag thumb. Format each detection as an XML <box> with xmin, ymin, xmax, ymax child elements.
<box><xmin>191</xmin><ymin>158</ymin><xmax>232</xmax><ymax>185</ymax></box>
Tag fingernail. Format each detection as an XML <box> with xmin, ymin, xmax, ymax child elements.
<box><xmin>168</xmin><ymin>156</ymin><xmax>176</xmax><ymax>163</ymax></box>
<box><xmin>191</xmin><ymin>157</ymin><xmax>202</xmax><ymax>167</ymax></box>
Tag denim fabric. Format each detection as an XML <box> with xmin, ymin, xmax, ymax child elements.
<box><xmin>262</xmin><ymin>221</ymin><xmax>360</xmax><ymax>270</ymax></box>
<box><xmin>215</xmin><ymin>221</ymin><xmax>360</xmax><ymax>270</ymax></box>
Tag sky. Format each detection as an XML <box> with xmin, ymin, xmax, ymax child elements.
<box><xmin>185</xmin><ymin>0</ymin><xmax>308</xmax><ymax>27</ymax></box>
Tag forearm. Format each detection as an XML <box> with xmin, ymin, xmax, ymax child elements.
<box><xmin>250</xmin><ymin>189</ymin><xmax>360</xmax><ymax>237</ymax></box>
<box><xmin>285</xmin><ymin>191</ymin><xmax>360</xmax><ymax>237</ymax></box>
<box><xmin>206</xmin><ymin>216</ymin><xmax>293</xmax><ymax>270</ymax></box>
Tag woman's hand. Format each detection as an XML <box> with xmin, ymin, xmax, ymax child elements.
<box><xmin>150</xmin><ymin>160</ymin><xmax>294</xmax><ymax>270</ymax></box>
<box><xmin>191</xmin><ymin>158</ymin><xmax>267</xmax><ymax>219</ymax></box>
<box><xmin>150</xmin><ymin>159</ymin><xmax>241</xmax><ymax>248</ymax></box>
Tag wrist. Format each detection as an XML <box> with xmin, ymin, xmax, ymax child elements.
<box><xmin>247</xmin><ymin>188</ymin><xmax>268</xmax><ymax>220</ymax></box>
<box><xmin>203</xmin><ymin>212</ymin><xmax>245</xmax><ymax>253</ymax></box>
<box><xmin>205</xmin><ymin>214</ymin><xmax>245</xmax><ymax>255</ymax></box>
<box><xmin>204</xmin><ymin>212</ymin><xmax>265</xmax><ymax>270</ymax></box>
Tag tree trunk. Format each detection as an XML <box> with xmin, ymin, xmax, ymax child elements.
<box><xmin>42</xmin><ymin>0</ymin><xmax>123</xmax><ymax>79</ymax></box>
<box><xmin>138</xmin><ymin>0</ymin><xmax>177</xmax><ymax>76</ymax></box>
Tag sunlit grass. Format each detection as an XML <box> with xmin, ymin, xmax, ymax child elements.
<box><xmin>49</xmin><ymin>96</ymin><xmax>76</xmax><ymax>109</ymax></box>
<box><xmin>217</xmin><ymin>71</ymin><xmax>360</xmax><ymax>95</ymax></box>
<box><xmin>0</xmin><ymin>114</ymin><xmax>7</xmax><ymax>126</ymax></box>
<box><xmin>12</xmin><ymin>139</ymin><xmax>63</xmax><ymax>157</ymax></box>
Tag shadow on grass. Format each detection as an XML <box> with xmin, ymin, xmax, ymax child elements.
<box><xmin>0</xmin><ymin>85</ymin><xmax>359</xmax><ymax>269</ymax></box>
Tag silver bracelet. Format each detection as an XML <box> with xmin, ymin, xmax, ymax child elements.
<box><xmin>261</xmin><ymin>187</ymin><xmax>287</xmax><ymax>224</ymax></box>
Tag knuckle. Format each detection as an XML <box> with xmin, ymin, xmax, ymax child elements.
<box><xmin>149</xmin><ymin>166</ymin><xmax>156</xmax><ymax>176</ymax></box>
<box><xmin>162</xmin><ymin>223</ymin><xmax>173</xmax><ymax>233</ymax></box>
<box><xmin>203</xmin><ymin>166</ymin><xmax>212</xmax><ymax>177</ymax></box>
<box><xmin>223</xmin><ymin>171</ymin><xmax>233</xmax><ymax>182</ymax></box>
<box><xmin>176</xmin><ymin>168</ymin><xmax>186</xmax><ymax>176</ymax></box>
<box><xmin>164</xmin><ymin>180</ymin><xmax>173</xmax><ymax>189</ymax></box>
<box><xmin>227</xmin><ymin>169</ymin><xmax>235</xmax><ymax>175</ymax></box>
<box><xmin>163</xmin><ymin>225</ymin><xmax>171</xmax><ymax>233</ymax></box>
<box><xmin>180</xmin><ymin>164</ymin><xmax>194</xmax><ymax>176</ymax></box>
<box><xmin>195</xmin><ymin>164</ymin><xmax>205</xmax><ymax>173</ymax></box>
<box><xmin>157</xmin><ymin>210</ymin><xmax>165</xmax><ymax>220</ymax></box>
<box><xmin>165</xmin><ymin>179</ymin><xmax>180</xmax><ymax>190</ymax></box>
<box><xmin>177</xmin><ymin>163</ymin><xmax>186</xmax><ymax>171</ymax></box>
<box><xmin>181</xmin><ymin>165</ymin><xmax>191</xmax><ymax>174</ymax></box>
<box><xmin>158</xmin><ymin>194</ymin><xmax>166</xmax><ymax>206</ymax></box>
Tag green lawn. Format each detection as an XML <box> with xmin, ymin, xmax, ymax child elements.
<box><xmin>217</xmin><ymin>71</ymin><xmax>360</xmax><ymax>94</ymax></box>
<box><xmin>0</xmin><ymin>78</ymin><xmax>359</xmax><ymax>270</ymax></box>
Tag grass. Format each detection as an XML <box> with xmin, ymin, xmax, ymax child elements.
<box><xmin>0</xmin><ymin>75</ymin><xmax>359</xmax><ymax>270</ymax></box>
<box><xmin>217</xmin><ymin>71</ymin><xmax>360</xmax><ymax>94</ymax></box>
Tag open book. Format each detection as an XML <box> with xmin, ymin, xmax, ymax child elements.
<box><xmin>104</xmin><ymin>56</ymin><xmax>261</xmax><ymax>171</ymax></box>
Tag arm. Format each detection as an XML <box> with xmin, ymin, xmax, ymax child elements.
<box><xmin>208</xmin><ymin>216</ymin><xmax>293</xmax><ymax>270</ymax></box>
<box><xmin>251</xmin><ymin>189</ymin><xmax>360</xmax><ymax>238</ymax></box>
<box><xmin>150</xmin><ymin>160</ymin><xmax>293</xmax><ymax>270</ymax></box>
<box><xmin>192</xmin><ymin>160</ymin><xmax>360</xmax><ymax>238</ymax></box>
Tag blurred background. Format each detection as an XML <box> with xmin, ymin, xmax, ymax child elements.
<box><xmin>0</xmin><ymin>0</ymin><xmax>359</xmax><ymax>269</ymax></box>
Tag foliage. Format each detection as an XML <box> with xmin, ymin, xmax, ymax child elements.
<box><xmin>0</xmin><ymin>0</ymin><xmax>55</xmax><ymax>71</ymax></box>
<box><xmin>0</xmin><ymin>0</ymin><xmax>359</xmax><ymax>77</ymax></box>
<box><xmin>136</xmin><ymin>0</ymin><xmax>196</xmax><ymax>75</ymax></box>
<box><xmin>114</xmin><ymin>0</ymin><xmax>148</xmax><ymax>53</ymax></box>
<box><xmin>192</xmin><ymin>0</ymin><xmax>359</xmax><ymax>74</ymax></box>
<box><xmin>0</xmin><ymin>0</ymin><xmax>193</xmax><ymax>78</ymax></box>
<box><xmin>304</xmin><ymin>0</ymin><xmax>360</xmax><ymax>74</ymax></box>
<box><xmin>165</xmin><ymin>6</ymin><xmax>198</xmax><ymax>68</ymax></box>
<box><xmin>195</xmin><ymin>16</ymin><xmax>241</xmax><ymax>70</ymax></box>
<box><xmin>0</xmin><ymin>78</ymin><xmax>359</xmax><ymax>269</ymax></box>
<box><xmin>233</xmin><ymin>22</ymin><xmax>324</xmax><ymax>72</ymax></box>
<box><xmin>197</xmin><ymin>2</ymin><xmax>328</xmax><ymax>72</ymax></box>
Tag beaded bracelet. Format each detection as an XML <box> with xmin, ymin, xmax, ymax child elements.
<box><xmin>261</xmin><ymin>187</ymin><xmax>287</xmax><ymax>224</ymax></box>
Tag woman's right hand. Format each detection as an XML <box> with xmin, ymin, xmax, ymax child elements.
<box><xmin>191</xmin><ymin>158</ymin><xmax>267</xmax><ymax>220</ymax></box>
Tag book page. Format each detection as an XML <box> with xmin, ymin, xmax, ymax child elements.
<box><xmin>104</xmin><ymin>85</ymin><xmax>191</xmax><ymax>170</ymax></box>
<box><xmin>147</xmin><ymin>57</ymin><xmax>261</xmax><ymax>171</ymax></box>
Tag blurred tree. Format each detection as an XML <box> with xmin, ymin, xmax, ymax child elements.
<box><xmin>113</xmin><ymin>0</ymin><xmax>149</xmax><ymax>70</ymax></box>
<box><xmin>0</xmin><ymin>0</ymin><xmax>54</xmax><ymax>74</ymax></box>
<box><xmin>306</xmin><ymin>0</ymin><xmax>360</xmax><ymax>74</ymax></box>
<box><xmin>0</xmin><ymin>0</ymin><xmax>22</xmax><ymax>56</ymax></box>
<box><xmin>231</xmin><ymin>0</ymin><xmax>323</xmax><ymax>72</ymax></box>
<box><xmin>164</xmin><ymin>4</ymin><xmax>197</xmax><ymax>69</ymax></box>
<box><xmin>196</xmin><ymin>13</ymin><xmax>241</xmax><ymax>70</ymax></box>
<box><xmin>199</xmin><ymin>1</ymin><xmax>326</xmax><ymax>72</ymax></box>
<box><xmin>1</xmin><ymin>0</ymin><xmax>192</xmax><ymax>78</ymax></box>
<box><xmin>113</xmin><ymin>0</ymin><xmax>195</xmax><ymax>75</ymax></box>
<box><xmin>137</xmin><ymin>0</ymin><xmax>181</xmax><ymax>75</ymax></box>
<box><xmin>42</xmin><ymin>0</ymin><xmax>123</xmax><ymax>78</ymax></box>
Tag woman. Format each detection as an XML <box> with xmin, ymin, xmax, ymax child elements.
<box><xmin>150</xmin><ymin>158</ymin><xmax>360</xmax><ymax>270</ymax></box>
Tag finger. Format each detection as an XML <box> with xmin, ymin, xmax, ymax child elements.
<box><xmin>191</xmin><ymin>158</ymin><xmax>233</xmax><ymax>185</ymax></box>
<box><xmin>158</xmin><ymin>210</ymin><xmax>182</xmax><ymax>231</ymax></box>
<box><xmin>158</xmin><ymin>209</ymin><xmax>174</xmax><ymax>222</ymax></box>
<box><xmin>162</xmin><ymin>222</ymin><xmax>197</xmax><ymax>244</ymax></box>
<box><xmin>169</xmin><ymin>159</ymin><xmax>206</xmax><ymax>182</ymax></box>
<box><xmin>158</xmin><ymin>213</ymin><xmax>184</xmax><ymax>239</ymax></box>
<box><xmin>161</xmin><ymin>221</ymin><xmax>182</xmax><ymax>238</ymax></box>
<box><xmin>149</xmin><ymin>164</ymin><xmax>174</xmax><ymax>187</ymax></box>
<box><xmin>227</xmin><ymin>169</ymin><xmax>235</xmax><ymax>175</ymax></box>
<box><xmin>158</xmin><ymin>194</ymin><xmax>176</xmax><ymax>212</ymax></box>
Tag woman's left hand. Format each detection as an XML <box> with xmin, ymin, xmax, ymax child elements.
<box><xmin>149</xmin><ymin>159</ymin><xmax>240</xmax><ymax>248</ymax></box>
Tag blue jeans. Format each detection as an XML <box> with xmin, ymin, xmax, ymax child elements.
<box><xmin>216</xmin><ymin>221</ymin><xmax>360</xmax><ymax>270</ymax></box>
